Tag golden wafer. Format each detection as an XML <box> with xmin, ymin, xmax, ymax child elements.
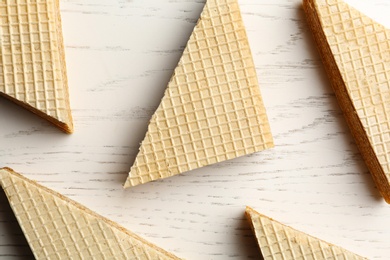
<box><xmin>125</xmin><ymin>0</ymin><xmax>273</xmax><ymax>188</ymax></box>
<box><xmin>303</xmin><ymin>0</ymin><xmax>390</xmax><ymax>202</ymax></box>
<box><xmin>0</xmin><ymin>0</ymin><xmax>73</xmax><ymax>133</ymax></box>
<box><xmin>245</xmin><ymin>206</ymin><xmax>366</xmax><ymax>259</ymax></box>
<box><xmin>0</xmin><ymin>168</ymin><xmax>180</xmax><ymax>259</ymax></box>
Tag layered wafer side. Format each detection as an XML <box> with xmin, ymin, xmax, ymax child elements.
<box><xmin>125</xmin><ymin>0</ymin><xmax>274</xmax><ymax>188</ymax></box>
<box><xmin>303</xmin><ymin>0</ymin><xmax>390</xmax><ymax>202</ymax></box>
<box><xmin>0</xmin><ymin>0</ymin><xmax>73</xmax><ymax>133</ymax></box>
<box><xmin>0</xmin><ymin>168</ymin><xmax>180</xmax><ymax>259</ymax></box>
<box><xmin>245</xmin><ymin>207</ymin><xmax>366</xmax><ymax>260</ymax></box>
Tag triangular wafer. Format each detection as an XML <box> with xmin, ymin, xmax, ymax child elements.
<box><xmin>303</xmin><ymin>0</ymin><xmax>390</xmax><ymax>202</ymax></box>
<box><xmin>125</xmin><ymin>0</ymin><xmax>273</xmax><ymax>188</ymax></box>
<box><xmin>0</xmin><ymin>168</ymin><xmax>180</xmax><ymax>259</ymax></box>
<box><xmin>245</xmin><ymin>206</ymin><xmax>366</xmax><ymax>260</ymax></box>
<box><xmin>0</xmin><ymin>0</ymin><xmax>73</xmax><ymax>133</ymax></box>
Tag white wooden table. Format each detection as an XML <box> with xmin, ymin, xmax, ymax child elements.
<box><xmin>1</xmin><ymin>0</ymin><xmax>390</xmax><ymax>259</ymax></box>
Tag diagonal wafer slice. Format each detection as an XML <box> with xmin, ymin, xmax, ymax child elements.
<box><xmin>0</xmin><ymin>0</ymin><xmax>73</xmax><ymax>133</ymax></box>
<box><xmin>245</xmin><ymin>206</ymin><xmax>366</xmax><ymax>260</ymax></box>
<box><xmin>303</xmin><ymin>0</ymin><xmax>390</xmax><ymax>202</ymax></box>
<box><xmin>124</xmin><ymin>0</ymin><xmax>274</xmax><ymax>188</ymax></box>
<box><xmin>0</xmin><ymin>168</ymin><xmax>181</xmax><ymax>259</ymax></box>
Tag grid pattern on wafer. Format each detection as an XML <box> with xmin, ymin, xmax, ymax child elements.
<box><xmin>0</xmin><ymin>169</ymin><xmax>179</xmax><ymax>260</ymax></box>
<box><xmin>0</xmin><ymin>0</ymin><xmax>71</xmax><ymax>125</ymax></box>
<box><xmin>125</xmin><ymin>0</ymin><xmax>273</xmax><ymax>188</ymax></box>
<box><xmin>314</xmin><ymin>0</ymin><xmax>390</xmax><ymax>181</ymax></box>
<box><xmin>246</xmin><ymin>207</ymin><xmax>365</xmax><ymax>260</ymax></box>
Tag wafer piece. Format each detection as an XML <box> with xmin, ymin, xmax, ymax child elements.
<box><xmin>245</xmin><ymin>207</ymin><xmax>366</xmax><ymax>260</ymax></box>
<box><xmin>0</xmin><ymin>168</ymin><xmax>180</xmax><ymax>259</ymax></box>
<box><xmin>0</xmin><ymin>0</ymin><xmax>73</xmax><ymax>133</ymax></box>
<box><xmin>303</xmin><ymin>0</ymin><xmax>390</xmax><ymax>202</ymax></box>
<box><xmin>125</xmin><ymin>0</ymin><xmax>273</xmax><ymax>188</ymax></box>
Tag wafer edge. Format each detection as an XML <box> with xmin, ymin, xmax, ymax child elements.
<box><xmin>0</xmin><ymin>92</ymin><xmax>72</xmax><ymax>133</ymax></box>
<box><xmin>53</xmin><ymin>0</ymin><xmax>73</xmax><ymax>133</ymax></box>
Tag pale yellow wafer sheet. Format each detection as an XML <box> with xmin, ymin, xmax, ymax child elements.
<box><xmin>125</xmin><ymin>0</ymin><xmax>274</xmax><ymax>188</ymax></box>
<box><xmin>312</xmin><ymin>0</ymin><xmax>390</xmax><ymax>189</ymax></box>
<box><xmin>245</xmin><ymin>207</ymin><xmax>366</xmax><ymax>260</ymax></box>
<box><xmin>0</xmin><ymin>0</ymin><xmax>72</xmax><ymax>132</ymax></box>
<box><xmin>0</xmin><ymin>168</ymin><xmax>180</xmax><ymax>260</ymax></box>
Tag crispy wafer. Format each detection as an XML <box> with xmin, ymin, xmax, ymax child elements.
<box><xmin>245</xmin><ymin>206</ymin><xmax>366</xmax><ymax>259</ymax></box>
<box><xmin>125</xmin><ymin>0</ymin><xmax>273</xmax><ymax>188</ymax></box>
<box><xmin>0</xmin><ymin>168</ymin><xmax>180</xmax><ymax>259</ymax></box>
<box><xmin>0</xmin><ymin>0</ymin><xmax>73</xmax><ymax>133</ymax></box>
<box><xmin>303</xmin><ymin>0</ymin><xmax>390</xmax><ymax>202</ymax></box>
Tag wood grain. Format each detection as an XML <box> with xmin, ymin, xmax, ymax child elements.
<box><xmin>1</xmin><ymin>0</ymin><xmax>390</xmax><ymax>259</ymax></box>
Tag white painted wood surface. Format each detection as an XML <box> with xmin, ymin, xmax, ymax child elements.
<box><xmin>1</xmin><ymin>0</ymin><xmax>390</xmax><ymax>259</ymax></box>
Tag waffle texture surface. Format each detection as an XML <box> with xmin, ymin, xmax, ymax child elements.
<box><xmin>0</xmin><ymin>168</ymin><xmax>180</xmax><ymax>260</ymax></box>
<box><xmin>125</xmin><ymin>0</ymin><xmax>273</xmax><ymax>188</ymax></box>
<box><xmin>245</xmin><ymin>207</ymin><xmax>366</xmax><ymax>260</ymax></box>
<box><xmin>303</xmin><ymin>0</ymin><xmax>390</xmax><ymax>202</ymax></box>
<box><xmin>0</xmin><ymin>0</ymin><xmax>73</xmax><ymax>133</ymax></box>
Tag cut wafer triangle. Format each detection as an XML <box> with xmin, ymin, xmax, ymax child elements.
<box><xmin>245</xmin><ymin>206</ymin><xmax>366</xmax><ymax>260</ymax></box>
<box><xmin>303</xmin><ymin>0</ymin><xmax>390</xmax><ymax>202</ymax></box>
<box><xmin>0</xmin><ymin>168</ymin><xmax>180</xmax><ymax>259</ymax></box>
<box><xmin>0</xmin><ymin>0</ymin><xmax>73</xmax><ymax>133</ymax></box>
<box><xmin>125</xmin><ymin>0</ymin><xmax>274</xmax><ymax>188</ymax></box>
